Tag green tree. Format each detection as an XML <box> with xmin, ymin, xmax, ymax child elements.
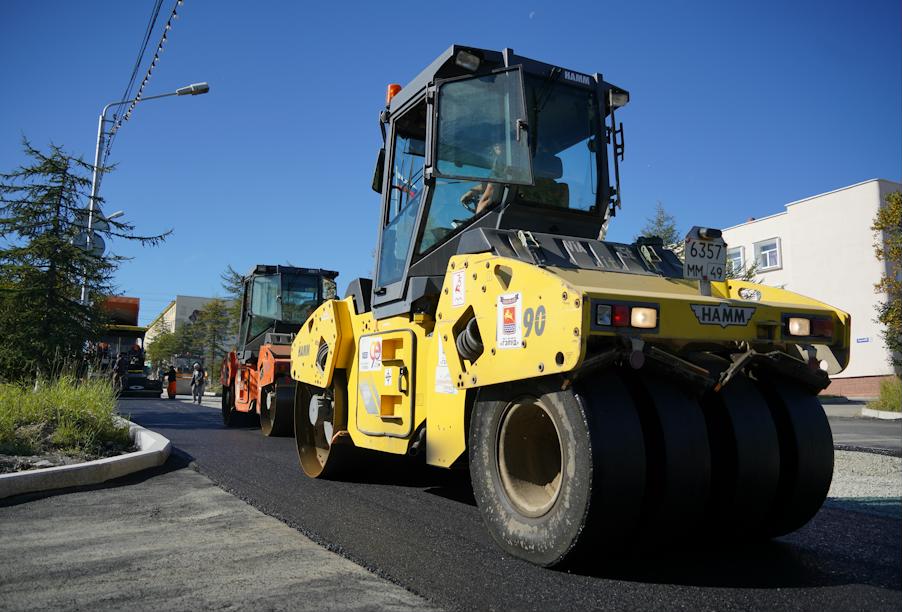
<box><xmin>873</xmin><ymin>191</ymin><xmax>902</xmax><ymax>370</ymax></box>
<box><xmin>636</xmin><ymin>201</ymin><xmax>681</xmax><ymax>249</ymax></box>
<box><xmin>726</xmin><ymin>260</ymin><xmax>760</xmax><ymax>282</ymax></box>
<box><xmin>0</xmin><ymin>141</ymin><xmax>168</xmax><ymax>380</ymax></box>
<box><xmin>220</xmin><ymin>264</ymin><xmax>244</xmax><ymax>333</ymax></box>
<box><xmin>192</xmin><ymin>299</ymin><xmax>233</xmax><ymax>376</ymax></box>
<box><xmin>145</xmin><ymin>328</ymin><xmax>181</xmax><ymax>370</ymax></box>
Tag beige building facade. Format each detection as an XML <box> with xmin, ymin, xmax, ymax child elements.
<box><xmin>721</xmin><ymin>179</ymin><xmax>900</xmax><ymax>396</ymax></box>
<box><xmin>144</xmin><ymin>295</ymin><xmax>233</xmax><ymax>348</ymax></box>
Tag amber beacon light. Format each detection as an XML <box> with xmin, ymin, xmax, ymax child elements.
<box><xmin>386</xmin><ymin>83</ymin><xmax>402</xmax><ymax>106</ymax></box>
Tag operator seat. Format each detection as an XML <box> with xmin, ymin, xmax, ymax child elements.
<box><xmin>517</xmin><ymin>153</ymin><xmax>568</xmax><ymax>208</ymax></box>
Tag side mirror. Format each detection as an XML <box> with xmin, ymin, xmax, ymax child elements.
<box><xmin>371</xmin><ymin>148</ymin><xmax>385</xmax><ymax>193</ymax></box>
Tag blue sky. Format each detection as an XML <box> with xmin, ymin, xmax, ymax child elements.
<box><xmin>2</xmin><ymin>0</ymin><xmax>899</xmax><ymax>325</ymax></box>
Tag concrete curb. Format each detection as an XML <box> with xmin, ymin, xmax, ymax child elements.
<box><xmin>861</xmin><ymin>407</ymin><xmax>902</xmax><ymax>420</ymax></box>
<box><xmin>0</xmin><ymin>417</ymin><xmax>171</xmax><ymax>500</ymax></box>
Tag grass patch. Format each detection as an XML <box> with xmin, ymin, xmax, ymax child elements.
<box><xmin>867</xmin><ymin>377</ymin><xmax>902</xmax><ymax>412</ymax></box>
<box><xmin>0</xmin><ymin>376</ymin><xmax>131</xmax><ymax>458</ymax></box>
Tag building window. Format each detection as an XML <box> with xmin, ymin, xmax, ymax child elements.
<box><xmin>727</xmin><ymin>246</ymin><xmax>744</xmax><ymax>274</ymax></box>
<box><xmin>754</xmin><ymin>238</ymin><xmax>781</xmax><ymax>270</ymax></box>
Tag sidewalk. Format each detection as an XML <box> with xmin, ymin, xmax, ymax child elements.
<box><xmin>0</xmin><ymin>454</ymin><xmax>438</xmax><ymax>612</ymax></box>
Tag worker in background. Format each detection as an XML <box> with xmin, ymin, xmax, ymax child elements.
<box><xmin>191</xmin><ymin>362</ymin><xmax>205</xmax><ymax>404</ymax></box>
<box><xmin>112</xmin><ymin>353</ymin><xmax>128</xmax><ymax>393</ymax></box>
<box><xmin>166</xmin><ymin>365</ymin><xmax>178</xmax><ymax>400</ymax></box>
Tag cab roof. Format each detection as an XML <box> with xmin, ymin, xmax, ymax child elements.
<box><xmin>388</xmin><ymin>44</ymin><xmax>627</xmax><ymax>115</ymax></box>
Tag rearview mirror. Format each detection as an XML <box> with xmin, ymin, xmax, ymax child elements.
<box><xmin>371</xmin><ymin>148</ymin><xmax>385</xmax><ymax>193</ymax></box>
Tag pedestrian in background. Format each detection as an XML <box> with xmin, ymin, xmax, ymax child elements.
<box><xmin>166</xmin><ymin>365</ymin><xmax>178</xmax><ymax>400</ymax></box>
<box><xmin>191</xmin><ymin>362</ymin><xmax>205</xmax><ymax>404</ymax></box>
<box><xmin>112</xmin><ymin>353</ymin><xmax>128</xmax><ymax>393</ymax></box>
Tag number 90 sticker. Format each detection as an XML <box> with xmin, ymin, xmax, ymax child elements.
<box><xmin>523</xmin><ymin>305</ymin><xmax>546</xmax><ymax>337</ymax></box>
<box><xmin>497</xmin><ymin>295</ymin><xmax>548</xmax><ymax>350</ymax></box>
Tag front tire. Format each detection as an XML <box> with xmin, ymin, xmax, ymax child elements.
<box><xmin>294</xmin><ymin>371</ymin><xmax>354</xmax><ymax>478</ymax></box>
<box><xmin>469</xmin><ymin>373</ymin><xmax>646</xmax><ymax>567</ymax></box>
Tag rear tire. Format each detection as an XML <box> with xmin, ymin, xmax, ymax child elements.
<box><xmin>701</xmin><ymin>374</ymin><xmax>781</xmax><ymax>534</ymax></box>
<box><xmin>221</xmin><ymin>383</ymin><xmax>251</xmax><ymax>427</ymax></box>
<box><xmin>630</xmin><ymin>374</ymin><xmax>711</xmax><ymax>537</ymax></box>
<box><xmin>469</xmin><ymin>373</ymin><xmax>645</xmax><ymax>567</ymax></box>
<box><xmin>755</xmin><ymin>377</ymin><xmax>833</xmax><ymax>536</ymax></box>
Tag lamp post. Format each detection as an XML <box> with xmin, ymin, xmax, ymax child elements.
<box><xmin>80</xmin><ymin>82</ymin><xmax>210</xmax><ymax>304</ymax></box>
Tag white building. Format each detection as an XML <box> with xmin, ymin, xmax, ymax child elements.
<box><xmin>721</xmin><ymin>179</ymin><xmax>900</xmax><ymax>397</ymax></box>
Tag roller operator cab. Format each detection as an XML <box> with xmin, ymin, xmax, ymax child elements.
<box><xmin>290</xmin><ymin>46</ymin><xmax>851</xmax><ymax>567</ymax></box>
<box><xmin>220</xmin><ymin>265</ymin><xmax>337</xmax><ymax>435</ymax></box>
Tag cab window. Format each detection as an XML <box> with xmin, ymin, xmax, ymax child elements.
<box><xmin>377</xmin><ymin>101</ymin><xmax>426</xmax><ymax>287</ymax></box>
<box><xmin>250</xmin><ymin>275</ymin><xmax>279</xmax><ymax>337</ymax></box>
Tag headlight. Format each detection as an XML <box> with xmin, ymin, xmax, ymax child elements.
<box><xmin>787</xmin><ymin>317</ymin><xmax>811</xmax><ymax>337</ymax></box>
<box><xmin>630</xmin><ymin>307</ymin><xmax>657</xmax><ymax>329</ymax></box>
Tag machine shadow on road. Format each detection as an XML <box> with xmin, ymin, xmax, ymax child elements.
<box><xmin>326</xmin><ymin>448</ymin><xmax>477</xmax><ymax>506</ymax></box>
<box><xmin>565</xmin><ymin>513</ymin><xmax>901</xmax><ymax>592</ymax></box>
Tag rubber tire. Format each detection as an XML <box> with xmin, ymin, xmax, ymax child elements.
<box><xmin>294</xmin><ymin>372</ymin><xmax>354</xmax><ymax>479</ymax></box>
<box><xmin>469</xmin><ymin>373</ymin><xmax>645</xmax><ymax>567</ymax></box>
<box><xmin>628</xmin><ymin>373</ymin><xmax>711</xmax><ymax>537</ymax></box>
<box><xmin>260</xmin><ymin>383</ymin><xmax>296</xmax><ymax>437</ymax></box>
<box><xmin>222</xmin><ymin>383</ymin><xmax>251</xmax><ymax>428</ymax></box>
<box><xmin>755</xmin><ymin>377</ymin><xmax>834</xmax><ymax>536</ymax></box>
<box><xmin>701</xmin><ymin>374</ymin><xmax>781</xmax><ymax>534</ymax></box>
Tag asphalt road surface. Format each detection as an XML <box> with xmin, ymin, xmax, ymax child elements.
<box><xmin>121</xmin><ymin>397</ymin><xmax>901</xmax><ymax>612</ymax></box>
<box><xmin>830</xmin><ymin>416</ymin><xmax>902</xmax><ymax>455</ymax></box>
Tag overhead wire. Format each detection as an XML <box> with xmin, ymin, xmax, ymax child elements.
<box><xmin>103</xmin><ymin>0</ymin><xmax>165</xmax><ymax>164</ymax></box>
<box><xmin>103</xmin><ymin>0</ymin><xmax>185</xmax><ymax>167</ymax></box>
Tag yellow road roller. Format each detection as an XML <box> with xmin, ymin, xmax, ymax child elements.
<box><xmin>290</xmin><ymin>45</ymin><xmax>850</xmax><ymax>567</ymax></box>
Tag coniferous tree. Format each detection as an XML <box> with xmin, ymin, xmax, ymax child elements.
<box><xmin>0</xmin><ymin>140</ymin><xmax>169</xmax><ymax>380</ymax></box>
<box><xmin>636</xmin><ymin>201</ymin><xmax>681</xmax><ymax>249</ymax></box>
<box><xmin>220</xmin><ymin>264</ymin><xmax>244</xmax><ymax>335</ymax></box>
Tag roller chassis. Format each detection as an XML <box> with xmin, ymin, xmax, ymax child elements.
<box><xmin>291</xmin><ymin>246</ymin><xmax>848</xmax><ymax>566</ymax></box>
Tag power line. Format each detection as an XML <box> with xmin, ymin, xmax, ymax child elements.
<box><xmin>117</xmin><ymin>0</ymin><xmax>165</xmax><ymax>114</ymax></box>
<box><xmin>103</xmin><ymin>0</ymin><xmax>185</xmax><ymax>165</ymax></box>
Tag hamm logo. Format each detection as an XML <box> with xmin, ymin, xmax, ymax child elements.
<box><xmin>690</xmin><ymin>303</ymin><xmax>755</xmax><ymax>328</ymax></box>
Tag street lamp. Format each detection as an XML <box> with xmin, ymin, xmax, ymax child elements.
<box><xmin>80</xmin><ymin>82</ymin><xmax>210</xmax><ymax>303</ymax></box>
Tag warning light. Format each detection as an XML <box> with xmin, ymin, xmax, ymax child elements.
<box><xmin>386</xmin><ymin>83</ymin><xmax>402</xmax><ymax>106</ymax></box>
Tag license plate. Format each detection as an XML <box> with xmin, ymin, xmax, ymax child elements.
<box><xmin>683</xmin><ymin>237</ymin><xmax>726</xmax><ymax>282</ymax></box>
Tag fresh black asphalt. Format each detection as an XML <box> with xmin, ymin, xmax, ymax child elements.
<box><xmin>831</xmin><ymin>416</ymin><xmax>902</xmax><ymax>455</ymax></box>
<box><xmin>120</xmin><ymin>397</ymin><xmax>901</xmax><ymax>612</ymax></box>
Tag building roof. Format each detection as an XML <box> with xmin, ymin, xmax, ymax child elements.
<box><xmin>145</xmin><ymin>300</ymin><xmax>176</xmax><ymax>330</ymax></box>
<box><xmin>723</xmin><ymin>178</ymin><xmax>901</xmax><ymax>232</ymax></box>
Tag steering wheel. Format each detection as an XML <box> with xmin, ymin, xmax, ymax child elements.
<box><xmin>460</xmin><ymin>191</ymin><xmax>479</xmax><ymax>213</ymax></box>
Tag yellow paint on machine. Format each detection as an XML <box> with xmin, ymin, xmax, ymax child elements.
<box><xmin>292</xmin><ymin>253</ymin><xmax>851</xmax><ymax>470</ymax></box>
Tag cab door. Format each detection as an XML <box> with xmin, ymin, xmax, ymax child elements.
<box><xmin>354</xmin><ymin>330</ymin><xmax>415</xmax><ymax>438</ymax></box>
<box><xmin>372</xmin><ymin>98</ymin><xmax>428</xmax><ymax>318</ymax></box>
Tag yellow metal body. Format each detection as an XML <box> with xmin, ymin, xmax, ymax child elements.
<box><xmin>291</xmin><ymin>253</ymin><xmax>851</xmax><ymax>469</ymax></box>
